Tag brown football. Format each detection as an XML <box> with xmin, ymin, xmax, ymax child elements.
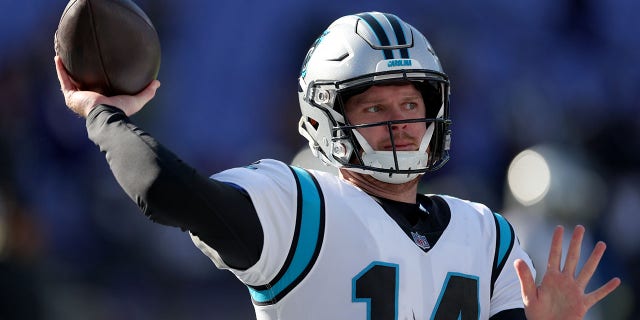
<box><xmin>54</xmin><ymin>0</ymin><xmax>161</xmax><ymax>96</ymax></box>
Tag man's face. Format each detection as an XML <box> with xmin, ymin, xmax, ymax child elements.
<box><xmin>343</xmin><ymin>83</ymin><xmax>427</xmax><ymax>152</ymax></box>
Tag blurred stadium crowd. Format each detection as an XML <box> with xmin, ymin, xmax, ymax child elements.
<box><xmin>0</xmin><ymin>0</ymin><xmax>638</xmax><ymax>319</ymax></box>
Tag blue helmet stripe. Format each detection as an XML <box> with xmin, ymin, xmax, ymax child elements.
<box><xmin>356</xmin><ymin>13</ymin><xmax>394</xmax><ymax>60</ymax></box>
<box><xmin>384</xmin><ymin>13</ymin><xmax>410</xmax><ymax>59</ymax></box>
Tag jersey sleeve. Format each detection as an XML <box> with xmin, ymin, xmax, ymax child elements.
<box><xmin>442</xmin><ymin>195</ymin><xmax>535</xmax><ymax>317</ymax></box>
<box><xmin>489</xmin><ymin>213</ymin><xmax>535</xmax><ymax>316</ymax></box>
<box><xmin>191</xmin><ymin>159</ymin><xmax>300</xmax><ymax>287</ymax></box>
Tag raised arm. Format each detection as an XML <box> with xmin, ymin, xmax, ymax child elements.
<box><xmin>55</xmin><ymin>56</ymin><xmax>263</xmax><ymax>270</ymax></box>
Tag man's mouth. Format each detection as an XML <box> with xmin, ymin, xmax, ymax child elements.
<box><xmin>382</xmin><ymin>142</ymin><xmax>417</xmax><ymax>151</ymax></box>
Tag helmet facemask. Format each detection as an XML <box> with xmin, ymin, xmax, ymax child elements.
<box><xmin>300</xmin><ymin>70</ymin><xmax>451</xmax><ymax>184</ymax></box>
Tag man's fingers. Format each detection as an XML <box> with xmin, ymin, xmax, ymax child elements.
<box><xmin>547</xmin><ymin>225</ymin><xmax>564</xmax><ymax>272</ymax></box>
<box><xmin>563</xmin><ymin>225</ymin><xmax>585</xmax><ymax>276</ymax></box>
<box><xmin>585</xmin><ymin>277</ymin><xmax>621</xmax><ymax>308</ymax></box>
<box><xmin>576</xmin><ymin>241</ymin><xmax>606</xmax><ymax>288</ymax></box>
<box><xmin>514</xmin><ymin>259</ymin><xmax>537</xmax><ymax>306</ymax></box>
<box><xmin>54</xmin><ymin>56</ymin><xmax>74</xmax><ymax>93</ymax></box>
<box><xmin>132</xmin><ymin>80</ymin><xmax>161</xmax><ymax>111</ymax></box>
<box><xmin>139</xmin><ymin>80</ymin><xmax>161</xmax><ymax>102</ymax></box>
<box><xmin>110</xmin><ymin>80</ymin><xmax>161</xmax><ymax>117</ymax></box>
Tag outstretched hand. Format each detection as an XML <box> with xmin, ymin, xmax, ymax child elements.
<box><xmin>514</xmin><ymin>225</ymin><xmax>621</xmax><ymax>320</ymax></box>
<box><xmin>54</xmin><ymin>56</ymin><xmax>160</xmax><ymax>118</ymax></box>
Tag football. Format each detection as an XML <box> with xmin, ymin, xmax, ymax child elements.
<box><xmin>54</xmin><ymin>0</ymin><xmax>161</xmax><ymax>96</ymax></box>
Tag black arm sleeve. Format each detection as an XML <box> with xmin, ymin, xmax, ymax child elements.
<box><xmin>86</xmin><ymin>104</ymin><xmax>263</xmax><ymax>270</ymax></box>
<box><xmin>489</xmin><ymin>308</ymin><xmax>527</xmax><ymax>320</ymax></box>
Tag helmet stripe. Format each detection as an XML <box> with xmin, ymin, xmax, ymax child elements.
<box><xmin>383</xmin><ymin>13</ymin><xmax>410</xmax><ymax>59</ymax></box>
<box><xmin>356</xmin><ymin>13</ymin><xmax>394</xmax><ymax>59</ymax></box>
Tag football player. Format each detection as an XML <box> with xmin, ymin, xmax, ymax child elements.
<box><xmin>55</xmin><ymin>11</ymin><xmax>619</xmax><ymax>319</ymax></box>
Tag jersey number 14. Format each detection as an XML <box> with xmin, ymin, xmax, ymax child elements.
<box><xmin>352</xmin><ymin>262</ymin><xmax>479</xmax><ymax>320</ymax></box>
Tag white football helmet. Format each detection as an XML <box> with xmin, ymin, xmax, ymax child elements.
<box><xmin>298</xmin><ymin>12</ymin><xmax>451</xmax><ymax>184</ymax></box>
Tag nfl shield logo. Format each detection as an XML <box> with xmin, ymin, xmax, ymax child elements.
<box><xmin>411</xmin><ymin>231</ymin><xmax>430</xmax><ymax>250</ymax></box>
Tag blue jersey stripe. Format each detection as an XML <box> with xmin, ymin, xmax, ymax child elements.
<box><xmin>490</xmin><ymin>212</ymin><xmax>515</xmax><ymax>297</ymax></box>
<box><xmin>493</xmin><ymin>213</ymin><xmax>513</xmax><ymax>266</ymax></box>
<box><xmin>249</xmin><ymin>167</ymin><xmax>323</xmax><ymax>303</ymax></box>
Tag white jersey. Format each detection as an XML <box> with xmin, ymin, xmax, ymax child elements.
<box><xmin>191</xmin><ymin>159</ymin><xmax>534</xmax><ymax>320</ymax></box>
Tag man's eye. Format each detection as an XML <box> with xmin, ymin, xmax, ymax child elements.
<box><xmin>365</xmin><ymin>105</ymin><xmax>381</xmax><ymax>113</ymax></box>
<box><xmin>404</xmin><ymin>102</ymin><xmax>418</xmax><ymax>110</ymax></box>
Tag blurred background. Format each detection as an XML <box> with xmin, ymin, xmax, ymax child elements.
<box><xmin>0</xmin><ymin>0</ymin><xmax>638</xmax><ymax>319</ymax></box>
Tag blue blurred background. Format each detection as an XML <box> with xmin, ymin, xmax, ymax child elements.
<box><xmin>0</xmin><ymin>0</ymin><xmax>638</xmax><ymax>319</ymax></box>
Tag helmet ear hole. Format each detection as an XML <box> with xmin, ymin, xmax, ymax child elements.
<box><xmin>308</xmin><ymin>117</ymin><xmax>320</xmax><ymax>130</ymax></box>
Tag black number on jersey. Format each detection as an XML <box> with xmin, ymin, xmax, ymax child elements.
<box><xmin>353</xmin><ymin>263</ymin><xmax>479</xmax><ymax>320</ymax></box>
<box><xmin>431</xmin><ymin>272</ymin><xmax>479</xmax><ymax>319</ymax></box>
<box><xmin>352</xmin><ymin>261</ymin><xmax>399</xmax><ymax>320</ymax></box>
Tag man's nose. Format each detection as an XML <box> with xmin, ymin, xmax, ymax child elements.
<box><xmin>389</xmin><ymin>107</ymin><xmax>409</xmax><ymax>130</ymax></box>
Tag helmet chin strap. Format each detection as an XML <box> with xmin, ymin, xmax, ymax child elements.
<box><xmin>346</xmin><ymin>120</ymin><xmax>436</xmax><ymax>184</ymax></box>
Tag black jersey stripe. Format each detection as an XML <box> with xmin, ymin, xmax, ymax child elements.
<box><xmin>383</xmin><ymin>13</ymin><xmax>410</xmax><ymax>59</ymax></box>
<box><xmin>248</xmin><ymin>166</ymin><xmax>325</xmax><ymax>305</ymax></box>
<box><xmin>356</xmin><ymin>13</ymin><xmax>394</xmax><ymax>59</ymax></box>
<box><xmin>490</xmin><ymin>212</ymin><xmax>516</xmax><ymax>297</ymax></box>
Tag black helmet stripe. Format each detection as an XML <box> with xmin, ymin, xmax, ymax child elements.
<box><xmin>356</xmin><ymin>13</ymin><xmax>394</xmax><ymax>59</ymax></box>
<box><xmin>383</xmin><ymin>13</ymin><xmax>410</xmax><ymax>59</ymax></box>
